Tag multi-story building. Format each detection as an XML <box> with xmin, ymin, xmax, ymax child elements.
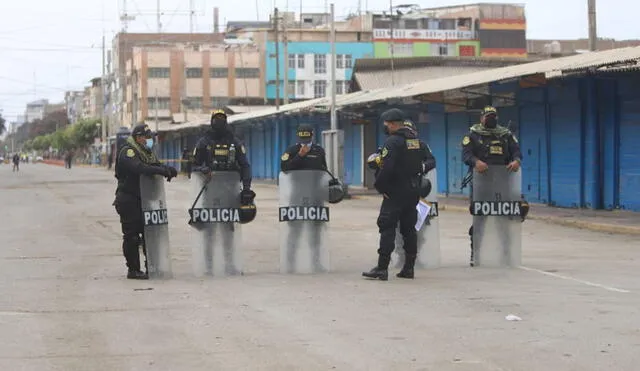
<box><xmin>82</xmin><ymin>78</ymin><xmax>103</xmax><ymax>119</ymax></box>
<box><xmin>367</xmin><ymin>3</ymin><xmax>526</xmax><ymax>58</ymax></box>
<box><xmin>24</xmin><ymin>99</ymin><xmax>48</xmax><ymax>122</ymax></box>
<box><xmin>64</xmin><ymin>91</ymin><xmax>85</xmax><ymax>124</ymax></box>
<box><xmin>111</xmin><ymin>30</ymin><xmax>226</xmax><ymax>128</ymax></box>
<box><xmin>122</xmin><ymin>42</ymin><xmax>263</xmax><ymax>127</ymax></box>
<box><xmin>231</xmin><ymin>12</ymin><xmax>373</xmax><ymax>103</ymax></box>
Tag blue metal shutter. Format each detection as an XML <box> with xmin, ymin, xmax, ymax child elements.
<box><xmin>548</xmin><ymin>102</ymin><xmax>582</xmax><ymax>207</ymax></box>
<box><xmin>446</xmin><ymin>112</ymin><xmax>472</xmax><ymax>195</ymax></box>
<box><xmin>519</xmin><ymin>104</ymin><xmax>547</xmax><ymax>203</ymax></box>
<box><xmin>618</xmin><ymin>96</ymin><xmax>640</xmax><ymax>211</ymax></box>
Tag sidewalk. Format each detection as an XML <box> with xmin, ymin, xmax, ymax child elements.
<box><xmin>347</xmin><ymin>188</ymin><xmax>640</xmax><ymax>236</ymax></box>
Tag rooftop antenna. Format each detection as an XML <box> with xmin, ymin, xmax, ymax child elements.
<box><xmin>120</xmin><ymin>0</ymin><xmax>136</xmax><ymax>32</ymax></box>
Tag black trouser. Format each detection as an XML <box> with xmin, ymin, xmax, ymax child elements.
<box><xmin>114</xmin><ymin>199</ymin><xmax>146</xmax><ymax>271</ymax></box>
<box><xmin>286</xmin><ymin>221</ymin><xmax>323</xmax><ymax>272</ymax></box>
<box><xmin>376</xmin><ymin>193</ymin><xmax>419</xmax><ymax>268</ymax></box>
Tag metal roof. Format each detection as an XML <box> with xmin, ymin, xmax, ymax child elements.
<box><xmin>354</xmin><ymin>66</ymin><xmax>496</xmax><ymax>91</ymax></box>
<box><xmin>340</xmin><ymin>46</ymin><xmax>640</xmax><ymax>107</ymax></box>
<box><xmin>160</xmin><ymin>46</ymin><xmax>640</xmax><ymax>132</ymax></box>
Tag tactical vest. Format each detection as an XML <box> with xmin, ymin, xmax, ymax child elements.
<box><xmin>210</xmin><ymin>142</ymin><xmax>238</xmax><ymax>171</ymax></box>
<box><xmin>478</xmin><ymin>134</ymin><xmax>510</xmax><ymax>165</ymax></box>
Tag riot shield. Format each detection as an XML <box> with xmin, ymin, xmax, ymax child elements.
<box><xmin>278</xmin><ymin>170</ymin><xmax>331</xmax><ymax>274</ymax></box>
<box><xmin>471</xmin><ymin>167</ymin><xmax>522</xmax><ymax>267</ymax></box>
<box><xmin>189</xmin><ymin>171</ymin><xmax>243</xmax><ymax>277</ymax></box>
<box><xmin>139</xmin><ymin>175</ymin><xmax>173</xmax><ymax>279</ymax></box>
<box><xmin>393</xmin><ymin>169</ymin><xmax>441</xmax><ymax>269</ymax></box>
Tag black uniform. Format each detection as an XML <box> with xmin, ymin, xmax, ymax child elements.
<box><xmin>193</xmin><ymin>130</ymin><xmax>251</xmax><ymax>190</ymax></box>
<box><xmin>363</xmin><ymin>109</ymin><xmax>427</xmax><ymax>280</ymax></box>
<box><xmin>113</xmin><ymin>127</ymin><xmax>176</xmax><ymax>279</ymax></box>
<box><xmin>462</xmin><ymin>107</ymin><xmax>522</xmax><ymax>266</ymax></box>
<box><xmin>280</xmin><ymin>143</ymin><xmax>327</xmax><ymax>172</ymax></box>
<box><xmin>280</xmin><ymin>125</ymin><xmax>328</xmax><ymax>273</ymax></box>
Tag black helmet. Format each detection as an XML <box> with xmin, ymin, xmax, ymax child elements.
<box><xmin>418</xmin><ymin>174</ymin><xmax>432</xmax><ymax>198</ymax></box>
<box><xmin>238</xmin><ymin>203</ymin><xmax>257</xmax><ymax>224</ymax></box>
<box><xmin>328</xmin><ymin>178</ymin><xmax>345</xmax><ymax>204</ymax></box>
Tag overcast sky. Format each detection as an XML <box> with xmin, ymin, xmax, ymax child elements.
<box><xmin>0</xmin><ymin>0</ymin><xmax>637</xmax><ymax>126</ymax></box>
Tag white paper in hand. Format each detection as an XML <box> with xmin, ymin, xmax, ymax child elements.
<box><xmin>415</xmin><ymin>199</ymin><xmax>431</xmax><ymax>231</ymax></box>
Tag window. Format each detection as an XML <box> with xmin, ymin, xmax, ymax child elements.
<box><xmin>184</xmin><ymin>97</ymin><xmax>202</xmax><ymax>110</ymax></box>
<box><xmin>288</xmin><ymin>54</ymin><xmax>296</xmax><ymax>69</ymax></box>
<box><xmin>296</xmin><ymin>80</ymin><xmax>305</xmax><ymax>96</ymax></box>
<box><xmin>388</xmin><ymin>43</ymin><xmax>413</xmax><ymax>56</ymax></box>
<box><xmin>313</xmin><ymin>80</ymin><xmax>326</xmax><ymax>98</ymax></box>
<box><xmin>335</xmin><ymin>80</ymin><xmax>344</xmax><ymax>95</ymax></box>
<box><xmin>336</xmin><ymin>55</ymin><xmax>344</xmax><ymax>69</ymax></box>
<box><xmin>314</xmin><ymin>54</ymin><xmax>326</xmax><ymax>74</ymax></box>
<box><xmin>437</xmin><ymin>44</ymin><xmax>450</xmax><ymax>56</ymax></box>
<box><xmin>185</xmin><ymin>68</ymin><xmax>202</xmax><ymax>78</ymax></box>
<box><xmin>148</xmin><ymin>68</ymin><xmax>170</xmax><ymax>79</ymax></box>
<box><xmin>210</xmin><ymin>68</ymin><xmax>228</xmax><ymax>78</ymax></box>
<box><xmin>297</xmin><ymin>54</ymin><xmax>305</xmax><ymax>68</ymax></box>
<box><xmin>147</xmin><ymin>97</ymin><xmax>171</xmax><ymax>110</ymax></box>
<box><xmin>287</xmin><ymin>81</ymin><xmax>296</xmax><ymax>97</ymax></box>
<box><xmin>344</xmin><ymin>54</ymin><xmax>352</xmax><ymax>69</ymax></box>
<box><xmin>236</xmin><ymin>68</ymin><xmax>260</xmax><ymax>79</ymax></box>
<box><xmin>210</xmin><ymin>96</ymin><xmax>229</xmax><ymax>108</ymax></box>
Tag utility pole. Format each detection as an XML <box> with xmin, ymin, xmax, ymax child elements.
<box><xmin>283</xmin><ymin>18</ymin><xmax>290</xmax><ymax>105</ymax></box>
<box><xmin>132</xmin><ymin>70</ymin><xmax>138</xmax><ymax>125</ymax></box>
<box><xmin>588</xmin><ymin>0</ymin><xmax>597</xmax><ymax>51</ymax></box>
<box><xmin>274</xmin><ymin>8</ymin><xmax>281</xmax><ymax>110</ymax></box>
<box><xmin>389</xmin><ymin>0</ymin><xmax>395</xmax><ymax>86</ymax></box>
<box><xmin>330</xmin><ymin>3</ymin><xmax>337</xmax><ymax>130</ymax></box>
<box><xmin>157</xmin><ymin>0</ymin><xmax>162</xmax><ymax>33</ymax></box>
<box><xmin>154</xmin><ymin>89</ymin><xmax>159</xmax><ymax>135</ymax></box>
<box><xmin>101</xmin><ymin>33</ymin><xmax>107</xmax><ymax>158</ymax></box>
<box><xmin>189</xmin><ymin>0</ymin><xmax>195</xmax><ymax>33</ymax></box>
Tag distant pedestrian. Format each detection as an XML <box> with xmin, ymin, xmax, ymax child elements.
<box><xmin>12</xmin><ymin>154</ymin><xmax>20</xmax><ymax>172</ymax></box>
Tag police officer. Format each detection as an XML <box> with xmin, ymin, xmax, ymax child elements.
<box><xmin>113</xmin><ymin>124</ymin><xmax>177</xmax><ymax>280</ymax></box>
<box><xmin>280</xmin><ymin>124</ymin><xmax>329</xmax><ymax>273</ymax></box>
<box><xmin>363</xmin><ymin>108</ymin><xmax>428</xmax><ymax>281</ymax></box>
<box><xmin>193</xmin><ymin>110</ymin><xmax>255</xmax><ymax>272</ymax></box>
<box><xmin>462</xmin><ymin>106</ymin><xmax>522</xmax><ymax>267</ymax></box>
<box><xmin>280</xmin><ymin>124</ymin><xmax>327</xmax><ymax>172</ymax></box>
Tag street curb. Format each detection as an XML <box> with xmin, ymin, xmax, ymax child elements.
<box><xmin>437</xmin><ymin>204</ymin><xmax>640</xmax><ymax>236</ymax></box>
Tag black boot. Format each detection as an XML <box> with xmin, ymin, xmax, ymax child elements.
<box><xmin>397</xmin><ymin>254</ymin><xmax>416</xmax><ymax>279</ymax></box>
<box><xmin>362</xmin><ymin>255</ymin><xmax>390</xmax><ymax>281</ymax></box>
<box><xmin>127</xmin><ymin>269</ymin><xmax>149</xmax><ymax>280</ymax></box>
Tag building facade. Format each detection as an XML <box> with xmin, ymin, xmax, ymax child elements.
<box><xmin>370</xmin><ymin>3</ymin><xmax>526</xmax><ymax>58</ymax></box>
<box><xmin>267</xmin><ymin>41</ymin><xmax>374</xmax><ymax>100</ymax></box>
<box><xmin>82</xmin><ymin>78</ymin><xmax>103</xmax><ymax>120</ymax></box>
<box><xmin>64</xmin><ymin>91</ymin><xmax>85</xmax><ymax>124</ymax></box>
<box><xmin>122</xmin><ymin>43</ymin><xmax>263</xmax><ymax>127</ymax></box>
<box><xmin>24</xmin><ymin>99</ymin><xmax>48</xmax><ymax>123</ymax></box>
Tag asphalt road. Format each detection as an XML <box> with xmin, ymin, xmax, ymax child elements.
<box><xmin>1</xmin><ymin>163</ymin><xmax>638</xmax><ymax>371</ymax></box>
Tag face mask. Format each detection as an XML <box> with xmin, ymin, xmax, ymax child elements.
<box><xmin>211</xmin><ymin>118</ymin><xmax>227</xmax><ymax>131</ymax></box>
<box><xmin>298</xmin><ymin>137</ymin><xmax>312</xmax><ymax>145</ymax></box>
<box><xmin>145</xmin><ymin>138</ymin><xmax>154</xmax><ymax>149</ymax></box>
<box><xmin>383</xmin><ymin>126</ymin><xmax>390</xmax><ymax>135</ymax></box>
<box><xmin>484</xmin><ymin>117</ymin><xmax>497</xmax><ymax>129</ymax></box>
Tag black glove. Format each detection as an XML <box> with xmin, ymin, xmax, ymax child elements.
<box><xmin>167</xmin><ymin>166</ymin><xmax>178</xmax><ymax>178</ymax></box>
<box><xmin>240</xmin><ymin>189</ymin><xmax>256</xmax><ymax>205</ymax></box>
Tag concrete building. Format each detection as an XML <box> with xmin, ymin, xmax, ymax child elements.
<box><xmin>231</xmin><ymin>14</ymin><xmax>373</xmax><ymax>103</ymax></box>
<box><xmin>122</xmin><ymin>42</ymin><xmax>263</xmax><ymax>127</ymax></box>
<box><xmin>82</xmin><ymin>78</ymin><xmax>103</xmax><ymax>119</ymax></box>
<box><xmin>111</xmin><ymin>32</ymin><xmax>226</xmax><ymax>128</ymax></box>
<box><xmin>25</xmin><ymin>99</ymin><xmax>48</xmax><ymax>122</ymax></box>
<box><xmin>64</xmin><ymin>91</ymin><xmax>85</xmax><ymax>124</ymax></box>
<box><xmin>364</xmin><ymin>3</ymin><xmax>526</xmax><ymax>58</ymax></box>
<box><xmin>527</xmin><ymin>38</ymin><xmax>640</xmax><ymax>56</ymax></box>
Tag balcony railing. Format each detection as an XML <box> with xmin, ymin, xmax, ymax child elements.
<box><xmin>373</xmin><ymin>28</ymin><xmax>476</xmax><ymax>41</ymax></box>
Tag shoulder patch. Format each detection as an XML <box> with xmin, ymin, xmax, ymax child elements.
<box><xmin>281</xmin><ymin>152</ymin><xmax>290</xmax><ymax>161</ymax></box>
<box><xmin>381</xmin><ymin>147</ymin><xmax>389</xmax><ymax>158</ymax></box>
<box><xmin>126</xmin><ymin>149</ymin><xmax>135</xmax><ymax>158</ymax></box>
<box><xmin>462</xmin><ymin>136</ymin><xmax>470</xmax><ymax>146</ymax></box>
<box><xmin>406</xmin><ymin>139</ymin><xmax>420</xmax><ymax>150</ymax></box>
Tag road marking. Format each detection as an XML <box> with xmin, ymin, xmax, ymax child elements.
<box><xmin>519</xmin><ymin>266</ymin><xmax>630</xmax><ymax>293</ymax></box>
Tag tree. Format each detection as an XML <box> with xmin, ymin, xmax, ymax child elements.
<box><xmin>0</xmin><ymin>113</ymin><xmax>6</xmax><ymax>136</ymax></box>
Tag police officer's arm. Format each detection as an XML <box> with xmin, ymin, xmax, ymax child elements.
<box><xmin>280</xmin><ymin>145</ymin><xmax>302</xmax><ymax>172</ymax></box>
<box><xmin>319</xmin><ymin>146</ymin><xmax>328</xmax><ymax>171</ymax></box>
<box><xmin>192</xmin><ymin>138</ymin><xmax>212</xmax><ymax>169</ymax></box>
<box><xmin>119</xmin><ymin>148</ymin><xmax>168</xmax><ymax>177</ymax></box>
<box><xmin>373</xmin><ymin>137</ymin><xmax>401</xmax><ymax>196</ymax></box>
<box><xmin>421</xmin><ymin>142</ymin><xmax>436</xmax><ymax>173</ymax></box>
<box><xmin>507</xmin><ymin>133</ymin><xmax>522</xmax><ymax>163</ymax></box>
<box><xmin>234</xmin><ymin>139</ymin><xmax>252</xmax><ymax>190</ymax></box>
<box><xmin>462</xmin><ymin>133</ymin><xmax>479</xmax><ymax>168</ymax></box>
